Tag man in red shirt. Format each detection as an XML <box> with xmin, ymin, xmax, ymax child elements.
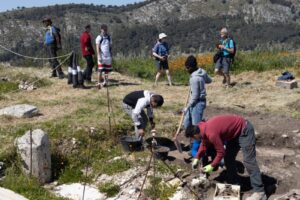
<box><xmin>80</xmin><ymin>25</ymin><xmax>95</xmax><ymax>83</ymax></box>
<box><xmin>185</xmin><ymin>115</ymin><xmax>266</xmax><ymax>200</ymax></box>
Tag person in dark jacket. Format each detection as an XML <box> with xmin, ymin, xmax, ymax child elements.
<box><xmin>185</xmin><ymin>115</ymin><xmax>266</xmax><ymax>200</ymax></box>
<box><xmin>123</xmin><ymin>90</ymin><xmax>164</xmax><ymax>138</ymax></box>
<box><xmin>80</xmin><ymin>24</ymin><xmax>95</xmax><ymax>83</ymax></box>
<box><xmin>42</xmin><ymin>17</ymin><xmax>64</xmax><ymax>79</ymax></box>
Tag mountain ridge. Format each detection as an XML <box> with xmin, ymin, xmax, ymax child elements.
<box><xmin>0</xmin><ymin>0</ymin><xmax>300</xmax><ymax>61</ymax></box>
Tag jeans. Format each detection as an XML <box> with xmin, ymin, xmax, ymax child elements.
<box><xmin>224</xmin><ymin>121</ymin><xmax>264</xmax><ymax>192</ymax></box>
<box><xmin>83</xmin><ymin>55</ymin><xmax>94</xmax><ymax>81</ymax></box>
<box><xmin>122</xmin><ymin>103</ymin><xmax>148</xmax><ymax>137</ymax></box>
<box><xmin>183</xmin><ymin>100</ymin><xmax>206</xmax><ymax>129</ymax></box>
<box><xmin>46</xmin><ymin>44</ymin><xmax>63</xmax><ymax>75</ymax></box>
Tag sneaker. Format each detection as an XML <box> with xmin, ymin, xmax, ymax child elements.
<box><xmin>246</xmin><ymin>192</ymin><xmax>267</xmax><ymax>200</ymax></box>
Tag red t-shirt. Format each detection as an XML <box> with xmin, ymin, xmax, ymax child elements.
<box><xmin>196</xmin><ymin>115</ymin><xmax>246</xmax><ymax>167</ymax></box>
<box><xmin>80</xmin><ymin>31</ymin><xmax>95</xmax><ymax>56</ymax></box>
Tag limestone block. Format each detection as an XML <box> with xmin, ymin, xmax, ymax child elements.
<box><xmin>15</xmin><ymin>129</ymin><xmax>51</xmax><ymax>184</ymax></box>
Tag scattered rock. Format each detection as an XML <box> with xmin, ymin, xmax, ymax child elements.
<box><xmin>52</xmin><ymin>183</ymin><xmax>106</xmax><ymax>200</ymax></box>
<box><xmin>0</xmin><ymin>162</ymin><xmax>5</xmax><ymax>176</ymax></box>
<box><xmin>191</xmin><ymin>175</ymin><xmax>210</xmax><ymax>190</ymax></box>
<box><xmin>0</xmin><ymin>187</ymin><xmax>29</xmax><ymax>200</ymax></box>
<box><xmin>18</xmin><ymin>80</ymin><xmax>36</xmax><ymax>91</ymax></box>
<box><xmin>292</xmin><ymin>130</ymin><xmax>300</xmax><ymax>134</ymax></box>
<box><xmin>0</xmin><ymin>104</ymin><xmax>39</xmax><ymax>118</ymax></box>
<box><xmin>275</xmin><ymin>80</ymin><xmax>298</xmax><ymax>89</ymax></box>
<box><xmin>15</xmin><ymin>129</ymin><xmax>51</xmax><ymax>184</ymax></box>
<box><xmin>0</xmin><ymin>77</ymin><xmax>9</xmax><ymax>81</ymax></box>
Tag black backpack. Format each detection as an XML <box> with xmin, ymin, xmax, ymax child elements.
<box><xmin>53</xmin><ymin>26</ymin><xmax>61</xmax><ymax>46</ymax></box>
<box><xmin>100</xmin><ymin>35</ymin><xmax>111</xmax><ymax>44</ymax></box>
<box><xmin>227</xmin><ymin>37</ymin><xmax>237</xmax><ymax>62</ymax></box>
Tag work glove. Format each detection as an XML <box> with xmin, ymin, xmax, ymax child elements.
<box><xmin>182</xmin><ymin>107</ymin><xmax>188</xmax><ymax>114</ymax></box>
<box><xmin>192</xmin><ymin>158</ymin><xmax>199</xmax><ymax>169</ymax></box>
<box><xmin>203</xmin><ymin>164</ymin><xmax>214</xmax><ymax>174</ymax></box>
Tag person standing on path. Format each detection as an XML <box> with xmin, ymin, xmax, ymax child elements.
<box><xmin>186</xmin><ymin>115</ymin><xmax>267</xmax><ymax>200</ymax></box>
<box><xmin>214</xmin><ymin>27</ymin><xmax>235</xmax><ymax>88</ymax></box>
<box><xmin>122</xmin><ymin>90</ymin><xmax>164</xmax><ymax>138</ymax></box>
<box><xmin>42</xmin><ymin>17</ymin><xmax>64</xmax><ymax>79</ymax></box>
<box><xmin>95</xmin><ymin>24</ymin><xmax>112</xmax><ymax>88</ymax></box>
<box><xmin>152</xmin><ymin>33</ymin><xmax>172</xmax><ymax>86</ymax></box>
<box><xmin>80</xmin><ymin>24</ymin><xmax>95</xmax><ymax>83</ymax></box>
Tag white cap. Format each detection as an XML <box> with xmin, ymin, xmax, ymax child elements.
<box><xmin>159</xmin><ymin>33</ymin><xmax>167</xmax><ymax>40</ymax></box>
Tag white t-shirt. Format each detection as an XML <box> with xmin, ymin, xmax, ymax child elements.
<box><xmin>95</xmin><ymin>35</ymin><xmax>112</xmax><ymax>58</ymax></box>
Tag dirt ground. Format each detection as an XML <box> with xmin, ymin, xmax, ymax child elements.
<box><xmin>1</xmin><ymin>66</ymin><xmax>300</xmax><ymax>199</ymax></box>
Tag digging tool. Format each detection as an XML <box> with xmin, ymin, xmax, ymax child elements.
<box><xmin>173</xmin><ymin>87</ymin><xmax>191</xmax><ymax>153</ymax></box>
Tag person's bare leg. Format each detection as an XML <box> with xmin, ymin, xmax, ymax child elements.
<box><xmin>215</xmin><ymin>69</ymin><xmax>226</xmax><ymax>84</ymax></box>
<box><xmin>225</xmin><ymin>74</ymin><xmax>231</xmax><ymax>86</ymax></box>
<box><xmin>166</xmin><ymin>70</ymin><xmax>172</xmax><ymax>86</ymax></box>
<box><xmin>155</xmin><ymin>71</ymin><xmax>161</xmax><ymax>86</ymax></box>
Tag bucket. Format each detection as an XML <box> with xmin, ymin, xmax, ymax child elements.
<box><xmin>153</xmin><ymin>146</ymin><xmax>170</xmax><ymax>160</ymax></box>
<box><xmin>120</xmin><ymin>135</ymin><xmax>143</xmax><ymax>152</ymax></box>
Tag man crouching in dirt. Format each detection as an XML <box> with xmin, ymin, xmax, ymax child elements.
<box><xmin>185</xmin><ymin>115</ymin><xmax>267</xmax><ymax>200</ymax></box>
<box><xmin>122</xmin><ymin>90</ymin><xmax>164</xmax><ymax>138</ymax></box>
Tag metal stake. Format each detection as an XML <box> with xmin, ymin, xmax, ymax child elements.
<box><xmin>30</xmin><ymin>129</ymin><xmax>33</xmax><ymax>177</ymax></box>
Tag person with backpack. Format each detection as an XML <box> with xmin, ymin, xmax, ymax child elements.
<box><xmin>95</xmin><ymin>24</ymin><xmax>112</xmax><ymax>89</ymax></box>
<box><xmin>80</xmin><ymin>24</ymin><xmax>95</xmax><ymax>83</ymax></box>
<box><xmin>214</xmin><ymin>27</ymin><xmax>235</xmax><ymax>88</ymax></box>
<box><xmin>122</xmin><ymin>90</ymin><xmax>164</xmax><ymax>138</ymax></box>
<box><xmin>185</xmin><ymin>115</ymin><xmax>266</xmax><ymax>200</ymax></box>
<box><xmin>42</xmin><ymin>17</ymin><xmax>64</xmax><ymax>79</ymax></box>
<box><xmin>152</xmin><ymin>33</ymin><xmax>172</xmax><ymax>86</ymax></box>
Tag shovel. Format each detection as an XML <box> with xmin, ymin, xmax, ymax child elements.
<box><xmin>173</xmin><ymin>87</ymin><xmax>191</xmax><ymax>153</ymax></box>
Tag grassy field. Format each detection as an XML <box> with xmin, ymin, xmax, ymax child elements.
<box><xmin>0</xmin><ymin>51</ymin><xmax>300</xmax><ymax>199</ymax></box>
<box><xmin>114</xmin><ymin>50</ymin><xmax>300</xmax><ymax>85</ymax></box>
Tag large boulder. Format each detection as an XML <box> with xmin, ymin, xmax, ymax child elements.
<box><xmin>0</xmin><ymin>187</ymin><xmax>29</xmax><ymax>200</ymax></box>
<box><xmin>15</xmin><ymin>129</ymin><xmax>51</xmax><ymax>184</ymax></box>
<box><xmin>0</xmin><ymin>104</ymin><xmax>39</xmax><ymax>118</ymax></box>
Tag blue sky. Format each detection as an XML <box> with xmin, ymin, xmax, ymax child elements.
<box><xmin>0</xmin><ymin>0</ymin><xmax>145</xmax><ymax>12</ymax></box>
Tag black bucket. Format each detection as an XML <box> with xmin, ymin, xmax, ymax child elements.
<box><xmin>145</xmin><ymin>137</ymin><xmax>176</xmax><ymax>151</ymax></box>
<box><xmin>153</xmin><ymin>146</ymin><xmax>170</xmax><ymax>160</ymax></box>
<box><xmin>120</xmin><ymin>135</ymin><xmax>143</xmax><ymax>152</ymax></box>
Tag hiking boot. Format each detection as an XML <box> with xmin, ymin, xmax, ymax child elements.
<box><xmin>50</xmin><ymin>72</ymin><xmax>57</xmax><ymax>78</ymax></box>
<box><xmin>246</xmin><ymin>192</ymin><xmax>267</xmax><ymax>200</ymax></box>
<box><xmin>58</xmin><ymin>73</ymin><xmax>65</xmax><ymax>79</ymax></box>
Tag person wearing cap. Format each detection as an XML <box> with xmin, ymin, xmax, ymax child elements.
<box><xmin>185</xmin><ymin>115</ymin><xmax>266</xmax><ymax>200</ymax></box>
<box><xmin>122</xmin><ymin>90</ymin><xmax>164</xmax><ymax>138</ymax></box>
<box><xmin>215</xmin><ymin>27</ymin><xmax>234</xmax><ymax>87</ymax></box>
<box><xmin>42</xmin><ymin>17</ymin><xmax>64</xmax><ymax>79</ymax></box>
<box><xmin>95</xmin><ymin>24</ymin><xmax>112</xmax><ymax>88</ymax></box>
<box><xmin>80</xmin><ymin>24</ymin><xmax>95</xmax><ymax>83</ymax></box>
<box><xmin>152</xmin><ymin>33</ymin><xmax>172</xmax><ymax>86</ymax></box>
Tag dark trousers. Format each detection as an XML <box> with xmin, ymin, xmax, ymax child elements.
<box><xmin>83</xmin><ymin>55</ymin><xmax>94</xmax><ymax>81</ymax></box>
<box><xmin>47</xmin><ymin>44</ymin><xmax>63</xmax><ymax>75</ymax></box>
<box><xmin>224</xmin><ymin>121</ymin><xmax>264</xmax><ymax>192</ymax></box>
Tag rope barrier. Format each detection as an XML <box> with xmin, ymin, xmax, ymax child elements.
<box><xmin>2</xmin><ymin>54</ymin><xmax>72</xmax><ymax>96</ymax></box>
<box><xmin>0</xmin><ymin>43</ymin><xmax>73</xmax><ymax>60</ymax></box>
